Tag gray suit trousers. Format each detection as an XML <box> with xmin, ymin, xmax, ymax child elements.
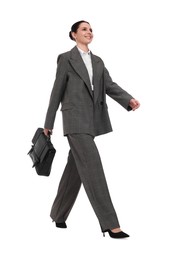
<box><xmin>50</xmin><ymin>134</ymin><xmax>120</xmax><ymax>231</ymax></box>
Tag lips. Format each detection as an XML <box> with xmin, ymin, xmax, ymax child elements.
<box><xmin>85</xmin><ymin>36</ymin><xmax>92</xmax><ymax>40</ymax></box>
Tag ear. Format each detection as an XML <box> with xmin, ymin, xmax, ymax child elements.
<box><xmin>71</xmin><ymin>32</ymin><xmax>76</xmax><ymax>41</ymax></box>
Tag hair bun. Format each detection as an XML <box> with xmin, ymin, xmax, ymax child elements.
<box><xmin>69</xmin><ymin>31</ymin><xmax>73</xmax><ymax>41</ymax></box>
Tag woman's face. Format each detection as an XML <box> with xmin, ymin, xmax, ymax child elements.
<box><xmin>72</xmin><ymin>22</ymin><xmax>93</xmax><ymax>45</ymax></box>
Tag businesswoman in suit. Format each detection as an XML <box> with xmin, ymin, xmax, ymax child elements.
<box><xmin>44</xmin><ymin>20</ymin><xmax>140</xmax><ymax>239</ymax></box>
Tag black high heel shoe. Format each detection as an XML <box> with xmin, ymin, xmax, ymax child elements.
<box><xmin>103</xmin><ymin>229</ymin><xmax>129</xmax><ymax>239</ymax></box>
<box><xmin>55</xmin><ymin>222</ymin><xmax>67</xmax><ymax>228</ymax></box>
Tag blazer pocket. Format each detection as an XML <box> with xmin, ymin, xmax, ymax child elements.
<box><xmin>99</xmin><ymin>101</ymin><xmax>108</xmax><ymax>109</ymax></box>
<box><xmin>60</xmin><ymin>102</ymin><xmax>73</xmax><ymax>111</ymax></box>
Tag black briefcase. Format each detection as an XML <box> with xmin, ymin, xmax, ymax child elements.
<box><xmin>28</xmin><ymin>128</ymin><xmax>56</xmax><ymax>176</ymax></box>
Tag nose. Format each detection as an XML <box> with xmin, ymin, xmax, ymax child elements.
<box><xmin>87</xmin><ymin>29</ymin><xmax>92</xmax><ymax>34</ymax></box>
<box><xmin>87</xmin><ymin>31</ymin><xmax>91</xmax><ymax>35</ymax></box>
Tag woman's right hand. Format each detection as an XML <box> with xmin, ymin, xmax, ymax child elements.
<box><xmin>44</xmin><ymin>128</ymin><xmax>53</xmax><ymax>137</ymax></box>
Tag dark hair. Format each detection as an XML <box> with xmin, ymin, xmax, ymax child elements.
<box><xmin>69</xmin><ymin>20</ymin><xmax>89</xmax><ymax>41</ymax></box>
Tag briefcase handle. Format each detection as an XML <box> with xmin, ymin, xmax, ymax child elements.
<box><xmin>43</xmin><ymin>128</ymin><xmax>52</xmax><ymax>138</ymax></box>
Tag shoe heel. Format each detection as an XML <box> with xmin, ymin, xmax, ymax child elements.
<box><xmin>55</xmin><ymin>222</ymin><xmax>67</xmax><ymax>228</ymax></box>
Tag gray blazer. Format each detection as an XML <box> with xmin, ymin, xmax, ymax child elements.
<box><xmin>44</xmin><ymin>46</ymin><xmax>133</xmax><ymax>137</ymax></box>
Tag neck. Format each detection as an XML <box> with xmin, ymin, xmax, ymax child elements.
<box><xmin>76</xmin><ymin>43</ymin><xmax>89</xmax><ymax>52</ymax></box>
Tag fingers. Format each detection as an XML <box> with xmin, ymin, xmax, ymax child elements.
<box><xmin>134</xmin><ymin>100</ymin><xmax>140</xmax><ymax>110</ymax></box>
<box><xmin>130</xmin><ymin>99</ymin><xmax>140</xmax><ymax>111</ymax></box>
<box><xmin>44</xmin><ymin>128</ymin><xmax>52</xmax><ymax>136</ymax></box>
<box><xmin>133</xmin><ymin>102</ymin><xmax>140</xmax><ymax>110</ymax></box>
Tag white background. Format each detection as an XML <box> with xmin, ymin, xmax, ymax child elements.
<box><xmin>0</xmin><ymin>0</ymin><xmax>174</xmax><ymax>259</ymax></box>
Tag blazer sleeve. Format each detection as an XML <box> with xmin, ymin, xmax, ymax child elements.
<box><xmin>104</xmin><ymin>67</ymin><xmax>133</xmax><ymax>111</ymax></box>
<box><xmin>44</xmin><ymin>55</ymin><xmax>68</xmax><ymax>129</ymax></box>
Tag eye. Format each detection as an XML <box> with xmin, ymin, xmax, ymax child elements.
<box><xmin>81</xmin><ymin>27</ymin><xmax>93</xmax><ymax>32</ymax></box>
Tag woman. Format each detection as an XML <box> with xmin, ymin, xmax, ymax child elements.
<box><xmin>44</xmin><ymin>20</ymin><xmax>140</xmax><ymax>239</ymax></box>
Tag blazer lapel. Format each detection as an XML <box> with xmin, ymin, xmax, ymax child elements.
<box><xmin>69</xmin><ymin>46</ymin><xmax>93</xmax><ymax>98</ymax></box>
<box><xmin>91</xmin><ymin>52</ymin><xmax>103</xmax><ymax>104</ymax></box>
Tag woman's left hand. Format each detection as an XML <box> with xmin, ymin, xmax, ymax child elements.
<box><xmin>129</xmin><ymin>99</ymin><xmax>140</xmax><ymax>111</ymax></box>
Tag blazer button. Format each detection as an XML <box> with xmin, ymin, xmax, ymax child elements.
<box><xmin>100</xmin><ymin>101</ymin><xmax>104</xmax><ymax>105</ymax></box>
